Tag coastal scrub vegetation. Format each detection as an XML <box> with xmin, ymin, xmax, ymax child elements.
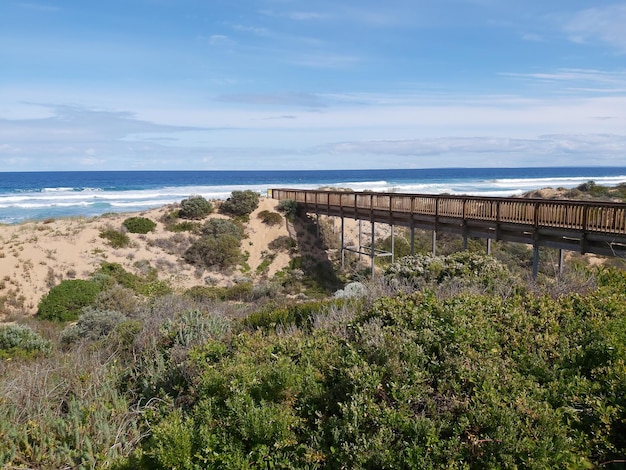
<box><xmin>178</xmin><ymin>195</ymin><xmax>214</xmax><ymax>220</ymax></box>
<box><xmin>219</xmin><ymin>189</ymin><xmax>260</xmax><ymax>217</ymax></box>
<box><xmin>99</xmin><ymin>227</ymin><xmax>131</xmax><ymax>248</ymax></box>
<box><xmin>257</xmin><ymin>209</ymin><xmax>283</xmax><ymax>226</ymax></box>
<box><xmin>122</xmin><ymin>216</ymin><xmax>157</xmax><ymax>234</ymax></box>
<box><xmin>3</xmin><ymin>254</ymin><xmax>625</xmax><ymax>468</ymax></box>
<box><xmin>2</xmin><ymin>185</ymin><xmax>626</xmax><ymax>468</ymax></box>
<box><xmin>183</xmin><ymin>219</ymin><xmax>246</xmax><ymax>270</ymax></box>
<box><xmin>277</xmin><ymin>198</ymin><xmax>299</xmax><ymax>220</ymax></box>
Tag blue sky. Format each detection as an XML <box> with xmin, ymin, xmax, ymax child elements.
<box><xmin>1</xmin><ymin>1</ymin><xmax>625</xmax><ymax>171</ymax></box>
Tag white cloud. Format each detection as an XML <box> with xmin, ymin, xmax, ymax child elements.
<box><xmin>565</xmin><ymin>4</ymin><xmax>626</xmax><ymax>52</ymax></box>
<box><xmin>500</xmin><ymin>68</ymin><xmax>626</xmax><ymax>94</ymax></box>
<box><xmin>232</xmin><ymin>24</ymin><xmax>270</xmax><ymax>36</ymax></box>
<box><xmin>207</xmin><ymin>35</ymin><xmax>234</xmax><ymax>46</ymax></box>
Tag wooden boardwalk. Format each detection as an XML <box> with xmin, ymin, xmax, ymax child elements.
<box><xmin>270</xmin><ymin>189</ymin><xmax>626</xmax><ymax>266</ymax></box>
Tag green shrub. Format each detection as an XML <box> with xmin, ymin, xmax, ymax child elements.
<box><xmin>179</xmin><ymin>195</ymin><xmax>214</xmax><ymax>220</ymax></box>
<box><xmin>257</xmin><ymin>210</ymin><xmax>283</xmax><ymax>226</ymax></box>
<box><xmin>219</xmin><ymin>190</ymin><xmax>260</xmax><ymax>217</ymax></box>
<box><xmin>93</xmin><ymin>285</ymin><xmax>141</xmax><ymax>315</ymax></box>
<box><xmin>201</xmin><ymin>218</ymin><xmax>244</xmax><ymax>240</ymax></box>
<box><xmin>268</xmin><ymin>235</ymin><xmax>297</xmax><ymax>251</ymax></box>
<box><xmin>276</xmin><ymin>199</ymin><xmax>298</xmax><ymax>219</ymax></box>
<box><xmin>0</xmin><ymin>324</ymin><xmax>51</xmax><ymax>358</ymax></box>
<box><xmin>165</xmin><ymin>221</ymin><xmax>200</xmax><ymax>233</ymax></box>
<box><xmin>122</xmin><ymin>216</ymin><xmax>156</xmax><ymax>234</ymax></box>
<box><xmin>60</xmin><ymin>308</ymin><xmax>127</xmax><ymax>346</ymax></box>
<box><xmin>375</xmin><ymin>234</ymin><xmax>411</xmax><ymax>263</ymax></box>
<box><xmin>95</xmin><ymin>262</ymin><xmax>141</xmax><ymax>290</ymax></box>
<box><xmin>37</xmin><ymin>279</ymin><xmax>101</xmax><ymax>322</ymax></box>
<box><xmin>183</xmin><ymin>235</ymin><xmax>242</xmax><ymax>269</ymax></box>
<box><xmin>99</xmin><ymin>228</ymin><xmax>130</xmax><ymax>248</ymax></box>
<box><xmin>144</xmin><ymin>409</ymin><xmax>194</xmax><ymax>470</ymax></box>
<box><xmin>384</xmin><ymin>251</ymin><xmax>510</xmax><ymax>288</ymax></box>
<box><xmin>244</xmin><ymin>299</ymin><xmax>343</xmax><ymax>330</ymax></box>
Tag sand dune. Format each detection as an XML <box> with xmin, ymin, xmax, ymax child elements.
<box><xmin>0</xmin><ymin>198</ymin><xmax>298</xmax><ymax>319</ymax></box>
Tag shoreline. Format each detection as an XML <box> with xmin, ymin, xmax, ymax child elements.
<box><xmin>2</xmin><ymin>184</ymin><xmax>624</xmax><ymax>321</ymax></box>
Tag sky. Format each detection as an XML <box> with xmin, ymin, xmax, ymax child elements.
<box><xmin>1</xmin><ymin>1</ymin><xmax>626</xmax><ymax>171</ymax></box>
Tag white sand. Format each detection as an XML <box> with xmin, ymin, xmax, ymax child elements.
<box><xmin>0</xmin><ymin>198</ymin><xmax>298</xmax><ymax>319</ymax></box>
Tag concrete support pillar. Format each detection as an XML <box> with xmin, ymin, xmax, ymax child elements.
<box><xmin>487</xmin><ymin>238</ymin><xmax>492</xmax><ymax>256</ymax></box>
<box><xmin>410</xmin><ymin>225</ymin><xmax>415</xmax><ymax>256</ymax></box>
<box><xmin>558</xmin><ymin>249</ymin><xmax>565</xmax><ymax>277</ymax></box>
<box><xmin>432</xmin><ymin>230</ymin><xmax>437</xmax><ymax>256</ymax></box>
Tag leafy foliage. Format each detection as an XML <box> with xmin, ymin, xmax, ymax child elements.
<box><xmin>385</xmin><ymin>251</ymin><xmax>510</xmax><ymax>289</ymax></box>
<box><xmin>200</xmin><ymin>218</ymin><xmax>244</xmax><ymax>240</ymax></box>
<box><xmin>121</xmin><ymin>267</ymin><xmax>626</xmax><ymax>468</ymax></box>
<box><xmin>183</xmin><ymin>219</ymin><xmax>245</xmax><ymax>270</ymax></box>
<box><xmin>257</xmin><ymin>210</ymin><xmax>283</xmax><ymax>226</ymax></box>
<box><xmin>165</xmin><ymin>220</ymin><xmax>200</xmax><ymax>233</ymax></box>
<box><xmin>37</xmin><ymin>279</ymin><xmax>101</xmax><ymax>322</ymax></box>
<box><xmin>219</xmin><ymin>190</ymin><xmax>260</xmax><ymax>217</ymax></box>
<box><xmin>268</xmin><ymin>235</ymin><xmax>297</xmax><ymax>251</ymax></box>
<box><xmin>183</xmin><ymin>235</ymin><xmax>243</xmax><ymax>269</ymax></box>
<box><xmin>122</xmin><ymin>216</ymin><xmax>156</xmax><ymax>234</ymax></box>
<box><xmin>6</xmin><ymin>238</ymin><xmax>626</xmax><ymax>468</ymax></box>
<box><xmin>94</xmin><ymin>262</ymin><xmax>171</xmax><ymax>298</ymax></box>
<box><xmin>185</xmin><ymin>282</ymin><xmax>254</xmax><ymax>302</ymax></box>
<box><xmin>99</xmin><ymin>228</ymin><xmax>131</xmax><ymax>248</ymax></box>
<box><xmin>276</xmin><ymin>198</ymin><xmax>299</xmax><ymax>220</ymax></box>
<box><xmin>60</xmin><ymin>309</ymin><xmax>128</xmax><ymax>346</ymax></box>
<box><xmin>178</xmin><ymin>195</ymin><xmax>214</xmax><ymax>220</ymax></box>
<box><xmin>0</xmin><ymin>324</ymin><xmax>51</xmax><ymax>359</ymax></box>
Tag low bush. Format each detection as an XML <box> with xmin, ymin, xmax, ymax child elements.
<box><xmin>268</xmin><ymin>235</ymin><xmax>297</xmax><ymax>251</ymax></box>
<box><xmin>0</xmin><ymin>324</ymin><xmax>52</xmax><ymax>359</ymax></box>
<box><xmin>276</xmin><ymin>198</ymin><xmax>298</xmax><ymax>219</ymax></box>
<box><xmin>179</xmin><ymin>195</ymin><xmax>214</xmax><ymax>220</ymax></box>
<box><xmin>93</xmin><ymin>285</ymin><xmax>141</xmax><ymax>315</ymax></box>
<box><xmin>257</xmin><ymin>210</ymin><xmax>283</xmax><ymax>226</ymax></box>
<box><xmin>201</xmin><ymin>218</ymin><xmax>244</xmax><ymax>240</ymax></box>
<box><xmin>165</xmin><ymin>221</ymin><xmax>200</xmax><ymax>233</ymax></box>
<box><xmin>37</xmin><ymin>279</ymin><xmax>101</xmax><ymax>322</ymax></box>
<box><xmin>384</xmin><ymin>251</ymin><xmax>510</xmax><ymax>289</ymax></box>
<box><xmin>99</xmin><ymin>228</ymin><xmax>130</xmax><ymax>248</ymax></box>
<box><xmin>219</xmin><ymin>190</ymin><xmax>260</xmax><ymax>217</ymax></box>
<box><xmin>122</xmin><ymin>216</ymin><xmax>156</xmax><ymax>234</ymax></box>
<box><xmin>244</xmin><ymin>299</ymin><xmax>344</xmax><ymax>330</ymax></box>
<box><xmin>183</xmin><ymin>235</ymin><xmax>242</xmax><ymax>269</ymax></box>
<box><xmin>60</xmin><ymin>308</ymin><xmax>127</xmax><ymax>346</ymax></box>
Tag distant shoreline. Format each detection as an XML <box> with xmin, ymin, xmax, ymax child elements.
<box><xmin>1</xmin><ymin>167</ymin><xmax>625</xmax><ymax>224</ymax></box>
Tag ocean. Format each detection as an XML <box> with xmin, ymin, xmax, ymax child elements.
<box><xmin>1</xmin><ymin>167</ymin><xmax>625</xmax><ymax>225</ymax></box>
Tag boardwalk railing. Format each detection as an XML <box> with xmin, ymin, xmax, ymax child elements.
<box><xmin>270</xmin><ymin>189</ymin><xmax>626</xmax><ymax>258</ymax></box>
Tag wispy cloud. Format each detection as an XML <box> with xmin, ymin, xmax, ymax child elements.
<box><xmin>232</xmin><ymin>24</ymin><xmax>270</xmax><ymax>36</ymax></box>
<box><xmin>18</xmin><ymin>2</ymin><xmax>60</xmax><ymax>12</ymax></box>
<box><xmin>259</xmin><ymin>9</ymin><xmax>330</xmax><ymax>21</ymax></box>
<box><xmin>500</xmin><ymin>68</ymin><xmax>626</xmax><ymax>93</ymax></box>
<box><xmin>206</xmin><ymin>34</ymin><xmax>235</xmax><ymax>47</ymax></box>
<box><xmin>313</xmin><ymin>134</ymin><xmax>626</xmax><ymax>165</ymax></box>
<box><xmin>215</xmin><ymin>93</ymin><xmax>328</xmax><ymax>108</ymax></box>
<box><xmin>565</xmin><ymin>4</ymin><xmax>626</xmax><ymax>52</ymax></box>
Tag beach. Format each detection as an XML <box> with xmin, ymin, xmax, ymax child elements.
<box><xmin>0</xmin><ymin>198</ymin><xmax>287</xmax><ymax>319</ymax></box>
<box><xmin>0</xmin><ymin>196</ymin><xmax>390</xmax><ymax>320</ymax></box>
<box><xmin>2</xmin><ymin>167</ymin><xmax>625</xmax><ymax>320</ymax></box>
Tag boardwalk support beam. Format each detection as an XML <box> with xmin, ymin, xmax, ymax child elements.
<box><xmin>533</xmin><ymin>244</ymin><xmax>540</xmax><ymax>279</ymax></box>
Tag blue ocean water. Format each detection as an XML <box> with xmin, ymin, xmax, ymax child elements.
<box><xmin>1</xmin><ymin>167</ymin><xmax>625</xmax><ymax>224</ymax></box>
